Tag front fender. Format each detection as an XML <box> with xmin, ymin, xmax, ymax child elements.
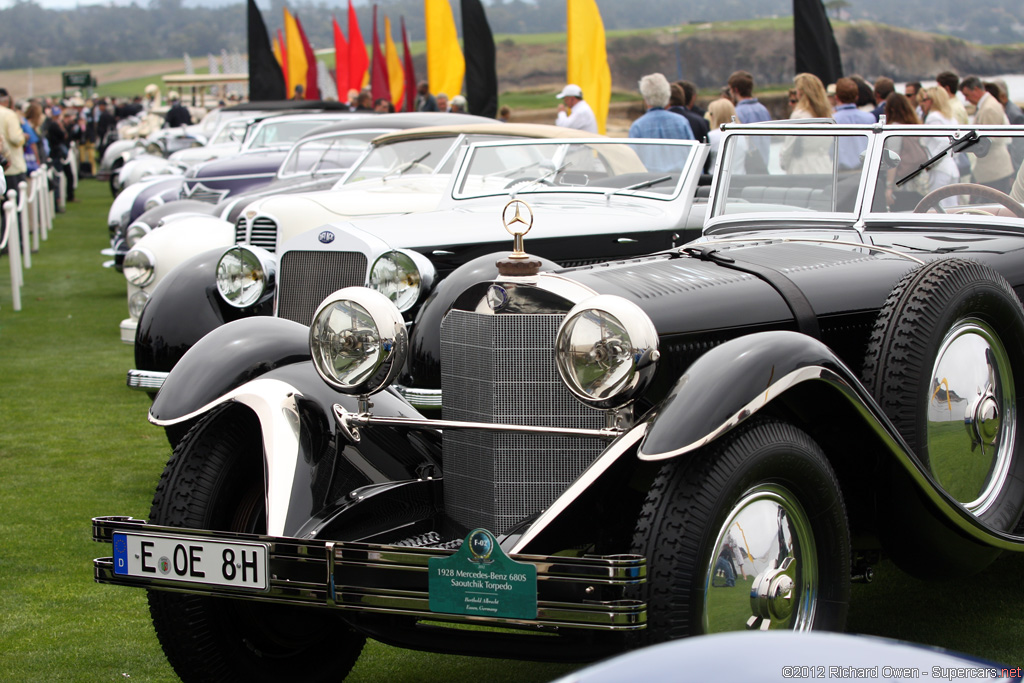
<box><xmin>152</xmin><ymin>318</ymin><xmax>437</xmax><ymax>537</ymax></box>
<box><xmin>637</xmin><ymin>330</ymin><xmax>1024</xmax><ymax>556</ymax></box>
<box><xmin>134</xmin><ymin>248</ymin><xmax>272</xmax><ymax>373</ymax></box>
<box><xmin>151</xmin><ymin>316</ymin><xmax>310</xmax><ymax>422</ymax></box>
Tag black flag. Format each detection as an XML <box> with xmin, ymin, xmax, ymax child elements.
<box><xmin>794</xmin><ymin>0</ymin><xmax>843</xmax><ymax>86</ymax></box>
<box><xmin>461</xmin><ymin>0</ymin><xmax>498</xmax><ymax>118</ymax></box>
<box><xmin>248</xmin><ymin>0</ymin><xmax>286</xmax><ymax>101</ymax></box>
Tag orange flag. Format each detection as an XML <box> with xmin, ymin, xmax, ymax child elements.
<box><xmin>348</xmin><ymin>0</ymin><xmax>369</xmax><ymax>94</ymax></box>
<box><xmin>283</xmin><ymin>8</ymin><xmax>308</xmax><ymax>99</ymax></box>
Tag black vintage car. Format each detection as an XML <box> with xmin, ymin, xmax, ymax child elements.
<box><xmin>93</xmin><ymin>122</ymin><xmax>1024</xmax><ymax>681</ymax></box>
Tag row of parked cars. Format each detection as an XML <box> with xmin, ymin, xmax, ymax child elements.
<box><xmin>91</xmin><ymin>105</ymin><xmax>1024</xmax><ymax>681</ymax></box>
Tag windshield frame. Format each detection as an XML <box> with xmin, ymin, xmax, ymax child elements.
<box><xmin>448</xmin><ymin>137</ymin><xmax>705</xmax><ymax>203</ymax></box>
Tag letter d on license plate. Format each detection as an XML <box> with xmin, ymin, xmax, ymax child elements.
<box><xmin>113</xmin><ymin>532</ymin><xmax>269</xmax><ymax>591</ymax></box>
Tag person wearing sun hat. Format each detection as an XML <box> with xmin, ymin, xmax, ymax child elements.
<box><xmin>554</xmin><ymin>83</ymin><xmax>597</xmax><ymax>133</ymax></box>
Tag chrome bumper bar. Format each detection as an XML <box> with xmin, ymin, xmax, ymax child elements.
<box><xmin>126</xmin><ymin>369</ymin><xmax>168</xmax><ymax>392</ymax></box>
<box><xmin>92</xmin><ymin>516</ymin><xmax>647</xmax><ymax>631</ymax></box>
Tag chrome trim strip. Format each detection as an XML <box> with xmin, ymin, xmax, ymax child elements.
<box><xmin>92</xmin><ymin>516</ymin><xmax>646</xmax><ymax>631</ymax></box>
<box><xmin>510</xmin><ymin>424</ymin><xmax>648</xmax><ymax>554</ymax></box>
<box><xmin>333</xmin><ymin>404</ymin><xmax>623</xmax><ymax>442</ymax></box>
<box><xmin>639</xmin><ymin>364</ymin><xmax>1024</xmax><ymax>553</ymax></box>
<box><xmin>126</xmin><ymin>369</ymin><xmax>169</xmax><ymax>391</ymax></box>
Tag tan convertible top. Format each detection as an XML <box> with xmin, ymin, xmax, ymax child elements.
<box><xmin>371</xmin><ymin>122</ymin><xmax>603</xmax><ymax>146</ymax></box>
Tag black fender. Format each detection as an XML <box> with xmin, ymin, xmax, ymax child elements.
<box><xmin>401</xmin><ymin>252</ymin><xmax>560</xmax><ymax>393</ymax></box>
<box><xmin>152</xmin><ymin>316</ymin><xmax>440</xmax><ymax>538</ymax></box>
<box><xmin>134</xmin><ymin>247</ymin><xmax>273</xmax><ymax>374</ymax></box>
<box><xmin>635</xmin><ymin>330</ymin><xmax>1023</xmax><ymax>570</ymax></box>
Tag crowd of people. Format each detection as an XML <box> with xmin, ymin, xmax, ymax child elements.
<box><xmin>546</xmin><ymin>67</ymin><xmax>1024</xmax><ymax>210</ymax></box>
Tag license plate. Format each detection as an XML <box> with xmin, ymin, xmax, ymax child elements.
<box><xmin>113</xmin><ymin>532</ymin><xmax>269</xmax><ymax>591</ymax></box>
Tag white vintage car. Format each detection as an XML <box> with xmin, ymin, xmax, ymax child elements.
<box><xmin>119</xmin><ymin>123</ymin><xmax>594</xmax><ymax>346</ymax></box>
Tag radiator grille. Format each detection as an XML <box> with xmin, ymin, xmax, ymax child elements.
<box><xmin>276</xmin><ymin>251</ymin><xmax>368</xmax><ymax>325</ymax></box>
<box><xmin>235</xmin><ymin>216</ymin><xmax>279</xmax><ymax>252</ymax></box>
<box><xmin>441</xmin><ymin>310</ymin><xmax>605</xmax><ymax>533</ymax></box>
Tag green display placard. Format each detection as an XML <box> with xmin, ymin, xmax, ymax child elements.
<box><xmin>428</xmin><ymin>529</ymin><xmax>538</xmax><ymax>619</ymax></box>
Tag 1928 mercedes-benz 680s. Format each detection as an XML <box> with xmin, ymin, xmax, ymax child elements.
<box><xmin>93</xmin><ymin>121</ymin><xmax>1024</xmax><ymax>681</ymax></box>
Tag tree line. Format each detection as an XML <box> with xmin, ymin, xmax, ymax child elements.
<box><xmin>0</xmin><ymin>0</ymin><xmax>1021</xmax><ymax>70</ymax></box>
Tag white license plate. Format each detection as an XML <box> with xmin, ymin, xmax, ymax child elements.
<box><xmin>113</xmin><ymin>532</ymin><xmax>269</xmax><ymax>591</ymax></box>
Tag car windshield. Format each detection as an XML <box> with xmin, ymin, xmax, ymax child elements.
<box><xmin>869</xmin><ymin>128</ymin><xmax>1024</xmax><ymax>219</ymax></box>
<box><xmin>711</xmin><ymin>131</ymin><xmax>872</xmax><ymax>219</ymax></box>
<box><xmin>453</xmin><ymin>139</ymin><xmax>699</xmax><ymax>200</ymax></box>
<box><xmin>340</xmin><ymin>133</ymin><xmax>513</xmax><ymax>186</ymax></box>
<box><xmin>209</xmin><ymin>119</ymin><xmax>250</xmax><ymax>145</ymax></box>
<box><xmin>244</xmin><ymin>118</ymin><xmax>343</xmax><ymax>151</ymax></box>
<box><xmin>278</xmin><ymin>131</ymin><xmax>381</xmax><ymax>177</ymax></box>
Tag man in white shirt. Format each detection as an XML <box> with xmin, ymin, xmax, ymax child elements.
<box><xmin>554</xmin><ymin>84</ymin><xmax>598</xmax><ymax>133</ymax></box>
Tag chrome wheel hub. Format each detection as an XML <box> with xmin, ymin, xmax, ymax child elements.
<box><xmin>927</xmin><ymin>320</ymin><xmax>1016</xmax><ymax>515</ymax></box>
<box><xmin>703</xmin><ymin>485</ymin><xmax>817</xmax><ymax>633</ymax></box>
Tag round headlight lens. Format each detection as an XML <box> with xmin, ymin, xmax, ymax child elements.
<box><xmin>310</xmin><ymin>287</ymin><xmax>407</xmax><ymax>395</ymax></box>
<box><xmin>555</xmin><ymin>295</ymin><xmax>659</xmax><ymax>409</ymax></box>
<box><xmin>125</xmin><ymin>222</ymin><xmax>150</xmax><ymax>248</ymax></box>
<box><xmin>369</xmin><ymin>251</ymin><xmax>421</xmax><ymax>312</ymax></box>
<box><xmin>123</xmin><ymin>248</ymin><xmax>156</xmax><ymax>287</ymax></box>
<box><xmin>216</xmin><ymin>246</ymin><xmax>272</xmax><ymax>308</ymax></box>
<box><xmin>128</xmin><ymin>289</ymin><xmax>150</xmax><ymax>319</ymax></box>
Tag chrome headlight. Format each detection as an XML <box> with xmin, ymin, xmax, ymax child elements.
<box><xmin>216</xmin><ymin>245</ymin><xmax>276</xmax><ymax>308</ymax></box>
<box><xmin>555</xmin><ymin>295</ymin><xmax>660</xmax><ymax>410</ymax></box>
<box><xmin>369</xmin><ymin>251</ymin><xmax>421</xmax><ymax>312</ymax></box>
<box><xmin>128</xmin><ymin>289</ymin><xmax>150</xmax><ymax>319</ymax></box>
<box><xmin>125</xmin><ymin>222</ymin><xmax>151</xmax><ymax>248</ymax></box>
<box><xmin>310</xmin><ymin>288</ymin><xmax>407</xmax><ymax>395</ymax></box>
<box><xmin>123</xmin><ymin>248</ymin><xmax>156</xmax><ymax>287</ymax></box>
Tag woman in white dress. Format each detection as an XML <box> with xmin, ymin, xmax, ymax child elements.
<box><xmin>918</xmin><ymin>86</ymin><xmax>961</xmax><ymax>207</ymax></box>
<box><xmin>779</xmin><ymin>73</ymin><xmax>833</xmax><ymax>175</ymax></box>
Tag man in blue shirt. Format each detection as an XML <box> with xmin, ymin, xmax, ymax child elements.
<box><xmin>629</xmin><ymin>73</ymin><xmax>694</xmax><ymax>173</ymax></box>
<box><xmin>728</xmin><ymin>71</ymin><xmax>772</xmax><ymax>169</ymax></box>
<box><xmin>832</xmin><ymin>77</ymin><xmax>874</xmax><ymax>170</ymax></box>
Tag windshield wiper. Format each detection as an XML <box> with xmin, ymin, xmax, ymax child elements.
<box><xmin>896</xmin><ymin>130</ymin><xmax>979</xmax><ymax>188</ymax></box>
<box><xmin>383</xmin><ymin>151</ymin><xmax>432</xmax><ymax>181</ymax></box>
<box><xmin>484</xmin><ymin>159</ymin><xmax>544</xmax><ymax>180</ymax></box>
<box><xmin>604</xmin><ymin>175</ymin><xmax>673</xmax><ymax>201</ymax></box>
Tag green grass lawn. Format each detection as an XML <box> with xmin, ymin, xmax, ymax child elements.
<box><xmin>0</xmin><ymin>179</ymin><xmax>1022</xmax><ymax>680</ymax></box>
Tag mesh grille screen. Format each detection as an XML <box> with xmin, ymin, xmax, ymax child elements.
<box><xmin>276</xmin><ymin>251</ymin><xmax>368</xmax><ymax>325</ymax></box>
<box><xmin>441</xmin><ymin>310</ymin><xmax>604</xmax><ymax>533</ymax></box>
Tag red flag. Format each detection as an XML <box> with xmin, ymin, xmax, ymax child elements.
<box><xmin>333</xmin><ymin>16</ymin><xmax>349</xmax><ymax>98</ymax></box>
<box><xmin>401</xmin><ymin>17</ymin><xmax>416</xmax><ymax>113</ymax></box>
<box><xmin>369</xmin><ymin>5</ymin><xmax>390</xmax><ymax>103</ymax></box>
<box><xmin>295</xmin><ymin>14</ymin><xmax>320</xmax><ymax>100</ymax></box>
<box><xmin>348</xmin><ymin>0</ymin><xmax>369</xmax><ymax>95</ymax></box>
<box><xmin>277</xmin><ymin>28</ymin><xmax>289</xmax><ymax>94</ymax></box>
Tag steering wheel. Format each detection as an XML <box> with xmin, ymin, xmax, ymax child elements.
<box><xmin>504</xmin><ymin>176</ymin><xmax>554</xmax><ymax>190</ymax></box>
<box><xmin>914</xmin><ymin>183</ymin><xmax>1024</xmax><ymax>219</ymax></box>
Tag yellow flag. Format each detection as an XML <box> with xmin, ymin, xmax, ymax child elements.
<box><xmin>567</xmin><ymin>0</ymin><xmax>611</xmax><ymax>134</ymax></box>
<box><xmin>425</xmin><ymin>0</ymin><xmax>464</xmax><ymax>101</ymax></box>
<box><xmin>385</xmin><ymin>16</ymin><xmax>405</xmax><ymax>109</ymax></box>
<box><xmin>283</xmin><ymin>8</ymin><xmax>308</xmax><ymax>99</ymax></box>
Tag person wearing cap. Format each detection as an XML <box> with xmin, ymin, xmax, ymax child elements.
<box><xmin>164</xmin><ymin>90</ymin><xmax>190</xmax><ymax>128</ymax></box>
<box><xmin>449</xmin><ymin>95</ymin><xmax>467</xmax><ymax>114</ymax></box>
<box><xmin>555</xmin><ymin>84</ymin><xmax>597</xmax><ymax>133</ymax></box>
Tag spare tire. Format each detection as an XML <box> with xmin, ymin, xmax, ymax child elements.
<box><xmin>862</xmin><ymin>258</ymin><xmax>1024</xmax><ymax>533</ymax></box>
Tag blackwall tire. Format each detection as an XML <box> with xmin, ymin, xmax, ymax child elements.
<box><xmin>630</xmin><ymin>418</ymin><xmax>850</xmax><ymax>644</ymax></box>
<box><xmin>862</xmin><ymin>258</ymin><xmax>1024</xmax><ymax>533</ymax></box>
<box><xmin>147</xmin><ymin>405</ymin><xmax>364</xmax><ymax>683</ymax></box>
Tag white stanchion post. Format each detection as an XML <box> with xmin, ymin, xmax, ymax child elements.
<box><xmin>17</xmin><ymin>180</ymin><xmax>31</xmax><ymax>269</ymax></box>
<box><xmin>3</xmin><ymin>192</ymin><xmax>23</xmax><ymax>311</ymax></box>
<box><xmin>56</xmin><ymin>169</ymin><xmax>66</xmax><ymax>214</ymax></box>
<box><xmin>27</xmin><ymin>174</ymin><xmax>39</xmax><ymax>252</ymax></box>
<box><xmin>68</xmin><ymin>142</ymin><xmax>79</xmax><ymax>193</ymax></box>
